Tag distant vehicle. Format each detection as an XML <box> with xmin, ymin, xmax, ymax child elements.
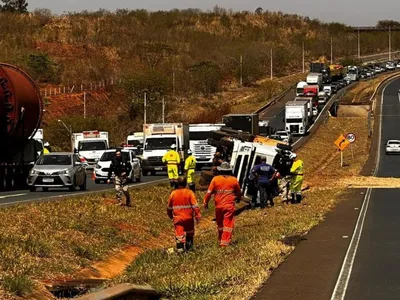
<box><xmin>386</xmin><ymin>62</ymin><xmax>395</xmax><ymax>70</ymax></box>
<box><xmin>126</xmin><ymin>132</ymin><xmax>144</xmax><ymax>148</ymax></box>
<box><xmin>72</xmin><ymin>130</ymin><xmax>109</xmax><ymax>167</ymax></box>
<box><xmin>331</xmin><ymin>83</ymin><xmax>338</xmax><ymax>93</ymax></box>
<box><xmin>274</xmin><ymin>131</ymin><xmax>293</xmax><ymax>144</ymax></box>
<box><xmin>323</xmin><ymin>85</ymin><xmax>332</xmax><ymax>97</ymax></box>
<box><xmin>27</xmin><ymin>153</ymin><xmax>87</xmax><ymax>192</ymax></box>
<box><xmin>296</xmin><ymin>81</ymin><xmax>308</xmax><ymax>96</ymax></box>
<box><xmin>285</xmin><ymin>101</ymin><xmax>309</xmax><ymax>135</ymax></box>
<box><xmin>306</xmin><ymin>73</ymin><xmax>323</xmax><ymax>90</ymax></box>
<box><xmin>318</xmin><ymin>91</ymin><xmax>328</xmax><ymax>105</ymax></box>
<box><xmin>343</xmin><ymin>76</ymin><xmax>351</xmax><ymax>85</ymax></box>
<box><xmin>268</xmin><ymin>134</ymin><xmax>286</xmax><ymax>142</ymax></box>
<box><xmin>396</xmin><ymin>62</ymin><xmax>400</xmax><ymax>68</ymax></box>
<box><xmin>347</xmin><ymin>66</ymin><xmax>359</xmax><ymax>81</ymax></box>
<box><xmin>374</xmin><ymin>66</ymin><xmax>382</xmax><ymax>73</ymax></box>
<box><xmin>94</xmin><ymin>149</ymin><xmax>142</xmax><ymax>184</ymax></box>
<box><xmin>386</xmin><ymin>140</ymin><xmax>400</xmax><ymax>154</ymax></box>
<box><xmin>360</xmin><ymin>72</ymin><xmax>367</xmax><ymax>79</ymax></box>
<box><xmin>312</xmin><ymin>107</ymin><xmax>318</xmax><ymax>117</ymax></box>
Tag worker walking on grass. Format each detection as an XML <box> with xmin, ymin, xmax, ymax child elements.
<box><xmin>252</xmin><ymin>157</ymin><xmax>277</xmax><ymax>208</ymax></box>
<box><xmin>289</xmin><ymin>153</ymin><xmax>304</xmax><ymax>204</ymax></box>
<box><xmin>204</xmin><ymin>162</ymin><xmax>242</xmax><ymax>247</ymax></box>
<box><xmin>167</xmin><ymin>177</ymin><xmax>201</xmax><ymax>253</ymax></box>
<box><xmin>185</xmin><ymin>149</ymin><xmax>197</xmax><ymax>192</ymax></box>
<box><xmin>162</xmin><ymin>144</ymin><xmax>181</xmax><ymax>189</ymax></box>
<box><xmin>107</xmin><ymin>150</ymin><xmax>132</xmax><ymax>206</ymax></box>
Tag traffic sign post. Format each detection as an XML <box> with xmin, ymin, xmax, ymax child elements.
<box><xmin>334</xmin><ymin>134</ymin><xmax>351</xmax><ymax>167</ymax></box>
<box><xmin>346</xmin><ymin>133</ymin><xmax>356</xmax><ymax>160</ymax></box>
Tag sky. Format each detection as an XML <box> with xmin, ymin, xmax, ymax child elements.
<box><xmin>27</xmin><ymin>0</ymin><xmax>400</xmax><ymax>26</ymax></box>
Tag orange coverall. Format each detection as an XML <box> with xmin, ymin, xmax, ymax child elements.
<box><xmin>167</xmin><ymin>188</ymin><xmax>201</xmax><ymax>249</ymax></box>
<box><xmin>204</xmin><ymin>175</ymin><xmax>242</xmax><ymax>246</ymax></box>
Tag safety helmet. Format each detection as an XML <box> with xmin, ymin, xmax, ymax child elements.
<box><xmin>171</xmin><ymin>144</ymin><xmax>177</xmax><ymax>149</ymax></box>
<box><xmin>187</xmin><ymin>149</ymin><xmax>192</xmax><ymax>155</ymax></box>
<box><xmin>44</xmin><ymin>142</ymin><xmax>50</xmax><ymax>147</ymax></box>
<box><xmin>289</xmin><ymin>153</ymin><xmax>297</xmax><ymax>160</ymax></box>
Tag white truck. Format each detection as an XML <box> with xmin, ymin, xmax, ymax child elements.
<box><xmin>318</xmin><ymin>91</ymin><xmax>329</xmax><ymax>105</ymax></box>
<box><xmin>126</xmin><ymin>132</ymin><xmax>144</xmax><ymax>147</ymax></box>
<box><xmin>29</xmin><ymin>128</ymin><xmax>44</xmax><ymax>156</ymax></box>
<box><xmin>189</xmin><ymin>124</ymin><xmax>224</xmax><ymax>169</ymax></box>
<box><xmin>347</xmin><ymin>66</ymin><xmax>359</xmax><ymax>81</ymax></box>
<box><xmin>72</xmin><ymin>130</ymin><xmax>109</xmax><ymax>167</ymax></box>
<box><xmin>294</xmin><ymin>97</ymin><xmax>313</xmax><ymax>120</ymax></box>
<box><xmin>306</xmin><ymin>73</ymin><xmax>323</xmax><ymax>91</ymax></box>
<box><xmin>296</xmin><ymin>81</ymin><xmax>308</xmax><ymax>96</ymax></box>
<box><xmin>285</xmin><ymin>101</ymin><xmax>309</xmax><ymax>135</ymax></box>
<box><xmin>323</xmin><ymin>85</ymin><xmax>332</xmax><ymax>97</ymax></box>
<box><xmin>142</xmin><ymin>123</ymin><xmax>189</xmax><ymax>176</ymax></box>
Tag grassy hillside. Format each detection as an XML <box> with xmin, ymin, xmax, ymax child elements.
<box><xmin>2</xmin><ymin>8</ymin><xmax>394</xmax><ymax>147</ymax></box>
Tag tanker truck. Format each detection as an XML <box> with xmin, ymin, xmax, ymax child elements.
<box><xmin>0</xmin><ymin>64</ymin><xmax>43</xmax><ymax>191</ymax></box>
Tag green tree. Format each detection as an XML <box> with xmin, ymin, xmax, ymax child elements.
<box><xmin>1</xmin><ymin>0</ymin><xmax>28</xmax><ymax>13</ymax></box>
<box><xmin>26</xmin><ymin>53</ymin><xmax>62</xmax><ymax>83</ymax></box>
<box><xmin>189</xmin><ymin>61</ymin><xmax>222</xmax><ymax>97</ymax></box>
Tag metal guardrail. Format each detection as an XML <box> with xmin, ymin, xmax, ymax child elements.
<box><xmin>254</xmin><ymin>84</ymin><xmax>296</xmax><ymax>114</ymax></box>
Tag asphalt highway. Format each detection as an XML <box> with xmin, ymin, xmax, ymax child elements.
<box><xmin>0</xmin><ymin>173</ymin><xmax>164</xmax><ymax>207</ymax></box>
<box><xmin>340</xmin><ymin>77</ymin><xmax>400</xmax><ymax>300</ymax></box>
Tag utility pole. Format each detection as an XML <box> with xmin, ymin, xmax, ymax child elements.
<box><xmin>270</xmin><ymin>48</ymin><xmax>273</xmax><ymax>79</ymax></box>
<box><xmin>162</xmin><ymin>96</ymin><xmax>165</xmax><ymax>124</ymax></box>
<box><xmin>358</xmin><ymin>30</ymin><xmax>361</xmax><ymax>59</ymax></box>
<box><xmin>144</xmin><ymin>92</ymin><xmax>147</xmax><ymax>125</ymax></box>
<box><xmin>330</xmin><ymin>36</ymin><xmax>333</xmax><ymax>64</ymax></box>
<box><xmin>302</xmin><ymin>42</ymin><xmax>305</xmax><ymax>73</ymax></box>
<box><xmin>240</xmin><ymin>54</ymin><xmax>243</xmax><ymax>86</ymax></box>
<box><xmin>83</xmin><ymin>91</ymin><xmax>86</xmax><ymax>119</ymax></box>
<box><xmin>389</xmin><ymin>26</ymin><xmax>392</xmax><ymax>61</ymax></box>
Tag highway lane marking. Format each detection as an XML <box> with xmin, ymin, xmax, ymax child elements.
<box><xmin>330</xmin><ymin>188</ymin><xmax>372</xmax><ymax>300</ymax></box>
<box><xmin>0</xmin><ymin>193</ymin><xmax>27</xmax><ymax>199</ymax></box>
<box><xmin>331</xmin><ymin>77</ymin><xmax>396</xmax><ymax>300</ymax></box>
<box><xmin>0</xmin><ymin>178</ymin><xmax>168</xmax><ymax>207</ymax></box>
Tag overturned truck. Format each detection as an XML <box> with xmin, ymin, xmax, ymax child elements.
<box><xmin>202</xmin><ymin>127</ymin><xmax>294</xmax><ymax>199</ymax></box>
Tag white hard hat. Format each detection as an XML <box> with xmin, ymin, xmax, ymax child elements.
<box><xmin>290</xmin><ymin>153</ymin><xmax>297</xmax><ymax>159</ymax></box>
<box><xmin>44</xmin><ymin>142</ymin><xmax>50</xmax><ymax>147</ymax></box>
<box><xmin>187</xmin><ymin>149</ymin><xmax>192</xmax><ymax>155</ymax></box>
<box><xmin>171</xmin><ymin>144</ymin><xmax>177</xmax><ymax>149</ymax></box>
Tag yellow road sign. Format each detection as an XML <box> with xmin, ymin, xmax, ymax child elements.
<box><xmin>334</xmin><ymin>134</ymin><xmax>350</xmax><ymax>151</ymax></box>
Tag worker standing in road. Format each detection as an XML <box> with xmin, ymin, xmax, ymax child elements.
<box><xmin>167</xmin><ymin>177</ymin><xmax>201</xmax><ymax>253</ymax></box>
<box><xmin>185</xmin><ymin>149</ymin><xmax>197</xmax><ymax>192</ymax></box>
<box><xmin>289</xmin><ymin>153</ymin><xmax>304</xmax><ymax>204</ymax></box>
<box><xmin>252</xmin><ymin>157</ymin><xmax>277</xmax><ymax>208</ymax></box>
<box><xmin>43</xmin><ymin>142</ymin><xmax>51</xmax><ymax>154</ymax></box>
<box><xmin>162</xmin><ymin>144</ymin><xmax>181</xmax><ymax>189</ymax></box>
<box><xmin>107</xmin><ymin>150</ymin><xmax>132</xmax><ymax>206</ymax></box>
<box><xmin>204</xmin><ymin>162</ymin><xmax>242</xmax><ymax>247</ymax></box>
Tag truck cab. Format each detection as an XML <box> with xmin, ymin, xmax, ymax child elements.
<box><xmin>73</xmin><ymin>130</ymin><xmax>109</xmax><ymax>167</ymax></box>
<box><xmin>126</xmin><ymin>132</ymin><xmax>144</xmax><ymax>148</ymax></box>
<box><xmin>142</xmin><ymin>123</ymin><xmax>189</xmax><ymax>175</ymax></box>
<box><xmin>229</xmin><ymin>141</ymin><xmax>293</xmax><ymax>198</ymax></box>
<box><xmin>296</xmin><ymin>81</ymin><xmax>308</xmax><ymax>97</ymax></box>
<box><xmin>285</xmin><ymin>101</ymin><xmax>309</xmax><ymax>135</ymax></box>
<box><xmin>189</xmin><ymin>124</ymin><xmax>224</xmax><ymax>169</ymax></box>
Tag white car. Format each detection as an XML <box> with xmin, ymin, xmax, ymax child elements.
<box><xmin>312</xmin><ymin>107</ymin><xmax>318</xmax><ymax>117</ymax></box>
<box><xmin>386</xmin><ymin>63</ymin><xmax>395</xmax><ymax>70</ymax></box>
<box><xmin>386</xmin><ymin>140</ymin><xmax>400</xmax><ymax>154</ymax></box>
<box><xmin>94</xmin><ymin>149</ymin><xmax>142</xmax><ymax>183</ymax></box>
<box><xmin>396</xmin><ymin>63</ymin><xmax>400</xmax><ymax>68</ymax></box>
<box><xmin>275</xmin><ymin>130</ymin><xmax>293</xmax><ymax>144</ymax></box>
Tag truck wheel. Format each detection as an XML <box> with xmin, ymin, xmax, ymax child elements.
<box><xmin>79</xmin><ymin>176</ymin><xmax>87</xmax><ymax>191</ymax></box>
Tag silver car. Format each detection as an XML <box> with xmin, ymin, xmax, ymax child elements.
<box><xmin>27</xmin><ymin>153</ymin><xmax>87</xmax><ymax>192</ymax></box>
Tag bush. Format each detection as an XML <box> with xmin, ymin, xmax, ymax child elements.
<box><xmin>26</xmin><ymin>53</ymin><xmax>62</xmax><ymax>83</ymax></box>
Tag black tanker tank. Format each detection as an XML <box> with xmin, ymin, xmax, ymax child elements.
<box><xmin>0</xmin><ymin>64</ymin><xmax>43</xmax><ymax>190</ymax></box>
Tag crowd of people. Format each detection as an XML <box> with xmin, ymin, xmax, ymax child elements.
<box><xmin>106</xmin><ymin>145</ymin><xmax>304</xmax><ymax>253</ymax></box>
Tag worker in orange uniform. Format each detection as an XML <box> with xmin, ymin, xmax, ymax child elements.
<box><xmin>162</xmin><ymin>144</ymin><xmax>181</xmax><ymax>189</ymax></box>
<box><xmin>167</xmin><ymin>177</ymin><xmax>201</xmax><ymax>253</ymax></box>
<box><xmin>185</xmin><ymin>149</ymin><xmax>197</xmax><ymax>192</ymax></box>
<box><xmin>204</xmin><ymin>162</ymin><xmax>242</xmax><ymax>247</ymax></box>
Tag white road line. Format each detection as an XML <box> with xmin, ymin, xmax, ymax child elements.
<box><xmin>330</xmin><ymin>76</ymin><xmax>396</xmax><ymax>300</ymax></box>
<box><xmin>330</xmin><ymin>188</ymin><xmax>372</xmax><ymax>300</ymax></box>
<box><xmin>0</xmin><ymin>193</ymin><xmax>27</xmax><ymax>199</ymax></box>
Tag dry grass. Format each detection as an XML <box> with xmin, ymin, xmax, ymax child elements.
<box><xmin>0</xmin><ymin>183</ymin><xmax>216</xmax><ymax>299</ymax></box>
